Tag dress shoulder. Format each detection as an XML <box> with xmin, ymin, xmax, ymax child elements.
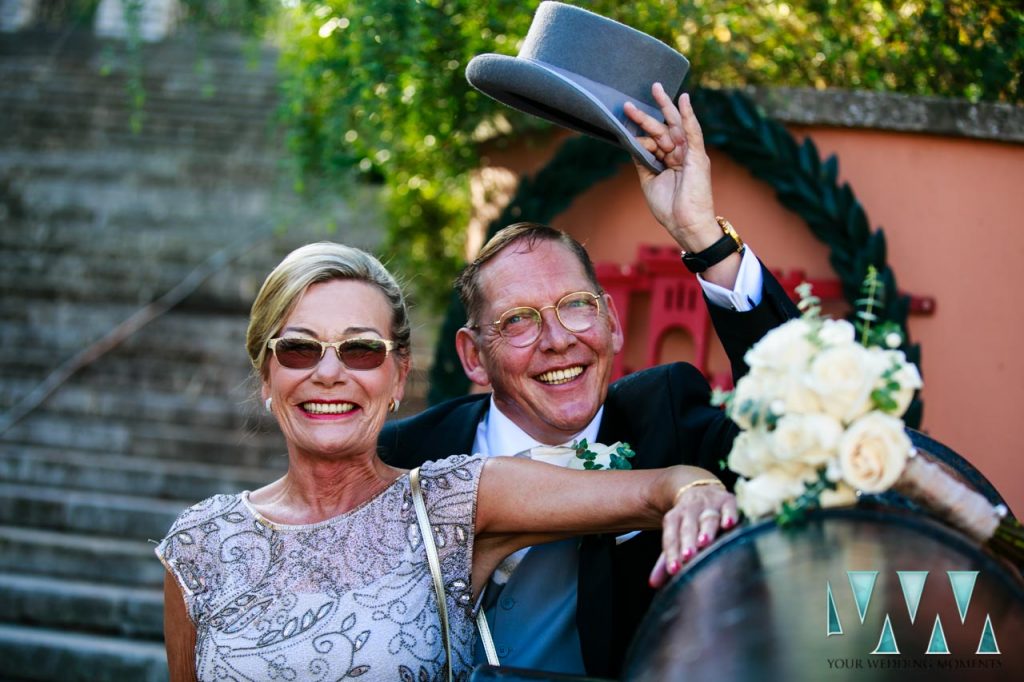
<box><xmin>154</xmin><ymin>493</ymin><xmax>261</xmax><ymax>622</ymax></box>
<box><xmin>415</xmin><ymin>454</ymin><xmax>486</xmax><ymax>520</ymax></box>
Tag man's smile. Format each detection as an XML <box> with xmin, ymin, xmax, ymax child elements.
<box><xmin>534</xmin><ymin>365</ymin><xmax>585</xmax><ymax>385</ymax></box>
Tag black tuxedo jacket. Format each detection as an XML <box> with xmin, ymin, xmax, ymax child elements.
<box><xmin>378</xmin><ymin>265</ymin><xmax>797</xmax><ymax>677</ymax></box>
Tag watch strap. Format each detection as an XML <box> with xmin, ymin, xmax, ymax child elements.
<box><xmin>680</xmin><ymin>217</ymin><xmax>744</xmax><ymax>273</ymax></box>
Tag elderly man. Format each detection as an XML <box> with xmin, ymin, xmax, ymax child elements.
<box><xmin>379</xmin><ymin>87</ymin><xmax>798</xmax><ymax>676</ymax></box>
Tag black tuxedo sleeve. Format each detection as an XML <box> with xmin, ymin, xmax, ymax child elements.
<box><xmin>377</xmin><ymin>393</ymin><xmax>488</xmax><ymax>469</ymax></box>
<box><xmin>707</xmin><ymin>261</ymin><xmax>799</xmax><ymax>380</ymax></box>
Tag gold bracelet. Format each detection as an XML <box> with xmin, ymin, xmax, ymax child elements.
<box><xmin>673</xmin><ymin>478</ymin><xmax>725</xmax><ymax>505</ymax></box>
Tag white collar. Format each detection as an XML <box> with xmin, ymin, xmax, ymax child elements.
<box><xmin>472</xmin><ymin>394</ymin><xmax>604</xmax><ymax>458</ymax></box>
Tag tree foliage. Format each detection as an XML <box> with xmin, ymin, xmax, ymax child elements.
<box><xmin>275</xmin><ymin>0</ymin><xmax>1021</xmax><ymax>308</ymax></box>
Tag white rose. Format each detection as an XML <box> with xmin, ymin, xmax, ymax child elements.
<box><xmin>805</xmin><ymin>342</ymin><xmax>886</xmax><ymax>423</ymax></box>
<box><xmin>727</xmin><ymin>430</ymin><xmax>775</xmax><ymax>478</ymax></box>
<box><xmin>770</xmin><ymin>413</ymin><xmax>842</xmax><ymax>468</ymax></box>
<box><xmin>817</xmin><ymin>318</ymin><xmax>856</xmax><ymax>347</ymax></box>
<box><xmin>820</xmin><ymin>482</ymin><xmax>858</xmax><ymax>509</ymax></box>
<box><xmin>729</xmin><ymin>371</ymin><xmax>770</xmax><ymax>430</ymax></box>
<box><xmin>743</xmin><ymin>319</ymin><xmax>816</xmax><ymax>374</ymax></box>
<box><xmin>775</xmin><ymin>371</ymin><xmax>823</xmax><ymax>415</ymax></box>
<box><xmin>837</xmin><ymin>412</ymin><xmax>911</xmax><ymax>492</ymax></box>
<box><xmin>734</xmin><ymin>468</ymin><xmax>811</xmax><ymax>520</ymax></box>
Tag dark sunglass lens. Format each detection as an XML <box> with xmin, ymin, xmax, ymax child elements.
<box><xmin>275</xmin><ymin>339</ymin><xmax>322</xmax><ymax>369</ymax></box>
<box><xmin>339</xmin><ymin>340</ymin><xmax>388</xmax><ymax>370</ymax></box>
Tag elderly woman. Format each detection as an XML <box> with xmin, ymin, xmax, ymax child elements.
<box><xmin>157</xmin><ymin>242</ymin><xmax>736</xmax><ymax>681</ymax></box>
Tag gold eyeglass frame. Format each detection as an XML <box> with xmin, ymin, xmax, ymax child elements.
<box><xmin>470</xmin><ymin>291</ymin><xmax>604</xmax><ymax>347</ymax></box>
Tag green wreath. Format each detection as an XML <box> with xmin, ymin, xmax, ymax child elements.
<box><xmin>428</xmin><ymin>87</ymin><xmax>922</xmax><ymax>428</ymax></box>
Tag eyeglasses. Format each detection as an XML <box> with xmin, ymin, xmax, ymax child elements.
<box><xmin>471</xmin><ymin>291</ymin><xmax>604</xmax><ymax>348</ymax></box>
<box><xmin>267</xmin><ymin>337</ymin><xmax>397</xmax><ymax>371</ymax></box>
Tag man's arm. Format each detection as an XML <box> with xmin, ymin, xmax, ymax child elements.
<box><xmin>625</xmin><ymin>85</ymin><xmax>800</xmax><ymax>379</ymax></box>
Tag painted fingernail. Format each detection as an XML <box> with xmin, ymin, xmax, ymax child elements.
<box><xmin>721</xmin><ymin>516</ymin><xmax>735</xmax><ymax>529</ymax></box>
<box><xmin>668</xmin><ymin>560</ymin><xmax>681</xmax><ymax>575</ymax></box>
<box><xmin>697</xmin><ymin>533</ymin><xmax>709</xmax><ymax>547</ymax></box>
<box><xmin>682</xmin><ymin>546</ymin><xmax>694</xmax><ymax>561</ymax></box>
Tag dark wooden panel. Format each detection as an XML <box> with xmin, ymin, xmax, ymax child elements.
<box><xmin>624</xmin><ymin>507</ymin><xmax>1024</xmax><ymax>681</ymax></box>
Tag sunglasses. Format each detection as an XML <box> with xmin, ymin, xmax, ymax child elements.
<box><xmin>267</xmin><ymin>337</ymin><xmax>397</xmax><ymax>371</ymax></box>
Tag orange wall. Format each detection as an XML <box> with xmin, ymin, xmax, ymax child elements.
<box><xmin>480</xmin><ymin>126</ymin><xmax>1024</xmax><ymax>516</ymax></box>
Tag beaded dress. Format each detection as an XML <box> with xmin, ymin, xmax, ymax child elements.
<box><xmin>156</xmin><ymin>454</ymin><xmax>484</xmax><ymax>681</ymax></box>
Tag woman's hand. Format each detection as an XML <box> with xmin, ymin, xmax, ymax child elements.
<box><xmin>648</xmin><ymin>481</ymin><xmax>738</xmax><ymax>588</ymax></box>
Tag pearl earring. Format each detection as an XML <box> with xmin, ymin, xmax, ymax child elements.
<box><xmin>388</xmin><ymin>398</ymin><xmax>401</xmax><ymax>413</ymax></box>
<box><xmin>265</xmin><ymin>397</ymin><xmax>273</xmax><ymax>413</ymax></box>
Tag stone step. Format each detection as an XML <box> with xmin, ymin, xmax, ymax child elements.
<box><xmin>0</xmin><ymin>525</ymin><xmax>164</xmax><ymax>587</ymax></box>
<box><xmin>0</xmin><ymin>293</ymin><xmax>135</xmax><ymax>318</ymax></box>
<box><xmin>1</xmin><ymin>300</ymin><xmax>250</xmax><ymax>339</ymax></box>
<box><xmin>1</xmin><ymin>104</ymin><xmax>280</xmax><ymax>150</ymax></box>
<box><xmin>0</xmin><ymin>148</ymin><xmax>279</xmax><ymax>185</ymax></box>
<box><xmin>0</xmin><ymin>26</ymin><xmax>275</xmax><ymax>65</ymax></box>
<box><xmin>0</xmin><ymin>623</ymin><xmax>168</xmax><ymax>682</ymax></box>
<box><xmin>52</xmin><ymin>357</ymin><xmax>255</xmax><ymax>401</ymax></box>
<box><xmin>0</xmin><ymin>219</ymin><xmax>283</xmax><ymax>262</ymax></box>
<box><xmin>0</xmin><ymin>82</ymin><xmax>278</xmax><ymax>123</ymax></box>
<box><xmin>7</xmin><ymin>173</ymin><xmax>278</xmax><ymax>223</ymax></box>
<box><xmin>0</xmin><ymin>312</ymin><xmax>253</xmax><ymax>384</ymax></box>
<box><xmin>0</xmin><ymin>47</ymin><xmax>277</xmax><ymax>89</ymax></box>
<box><xmin>0</xmin><ymin>151</ymin><xmax>277</xmax><ymax>190</ymax></box>
<box><xmin>0</xmin><ymin>572</ymin><xmax>162</xmax><ymax>639</ymax></box>
<box><xmin>0</xmin><ymin>482</ymin><xmax>189</xmax><ymax>540</ymax></box>
<box><xmin>0</xmin><ymin>353</ymin><xmax>254</xmax><ymax>407</ymax></box>
<box><xmin>0</xmin><ymin>411</ymin><xmax>286</xmax><ymax>467</ymax></box>
<box><xmin>0</xmin><ymin>381</ymin><xmax>261</xmax><ymax>430</ymax></box>
<box><xmin>0</xmin><ymin>256</ymin><xmax>263</xmax><ymax>307</ymax></box>
<box><xmin>0</xmin><ymin>62</ymin><xmax>276</xmax><ymax>95</ymax></box>
<box><xmin>0</xmin><ymin>443</ymin><xmax>281</xmax><ymax>499</ymax></box>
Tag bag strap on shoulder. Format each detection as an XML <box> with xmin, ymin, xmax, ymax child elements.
<box><xmin>410</xmin><ymin>467</ymin><xmax>453</xmax><ymax>682</ymax></box>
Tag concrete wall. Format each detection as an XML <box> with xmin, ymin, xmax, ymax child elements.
<box><xmin>477</xmin><ymin>91</ymin><xmax>1024</xmax><ymax>517</ymax></box>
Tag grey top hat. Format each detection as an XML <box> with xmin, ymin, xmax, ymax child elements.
<box><xmin>466</xmin><ymin>1</ymin><xmax>689</xmax><ymax>173</ymax></box>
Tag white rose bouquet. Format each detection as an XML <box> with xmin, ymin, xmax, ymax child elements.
<box><xmin>716</xmin><ymin>268</ymin><xmax>1022</xmax><ymax>567</ymax></box>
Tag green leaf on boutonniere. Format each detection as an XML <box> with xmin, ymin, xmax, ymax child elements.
<box><xmin>609</xmin><ymin>442</ymin><xmax>636</xmax><ymax>470</ymax></box>
<box><xmin>571</xmin><ymin>439</ymin><xmax>636</xmax><ymax>470</ymax></box>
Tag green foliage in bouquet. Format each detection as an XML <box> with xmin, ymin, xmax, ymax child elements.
<box><xmin>776</xmin><ymin>468</ymin><xmax>836</xmax><ymax>527</ymax></box>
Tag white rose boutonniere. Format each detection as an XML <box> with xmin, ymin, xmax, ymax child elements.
<box><xmin>522</xmin><ymin>440</ymin><xmax>636</xmax><ymax>470</ymax></box>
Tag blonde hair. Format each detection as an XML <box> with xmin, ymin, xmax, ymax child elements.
<box><xmin>246</xmin><ymin>242</ymin><xmax>411</xmax><ymax>377</ymax></box>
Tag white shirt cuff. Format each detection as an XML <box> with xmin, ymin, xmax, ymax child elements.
<box><xmin>698</xmin><ymin>247</ymin><xmax>763</xmax><ymax>312</ymax></box>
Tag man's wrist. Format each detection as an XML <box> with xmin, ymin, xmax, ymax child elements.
<box><xmin>681</xmin><ymin>217</ymin><xmax>745</xmax><ymax>274</ymax></box>
<box><xmin>672</xmin><ymin>216</ymin><xmax>722</xmax><ymax>253</ymax></box>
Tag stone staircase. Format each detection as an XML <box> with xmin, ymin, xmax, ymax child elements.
<box><xmin>0</xmin><ymin>29</ymin><xmax>396</xmax><ymax>680</ymax></box>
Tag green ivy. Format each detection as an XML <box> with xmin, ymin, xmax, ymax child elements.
<box><xmin>276</xmin><ymin>0</ymin><xmax>1022</xmax><ymax>309</ymax></box>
